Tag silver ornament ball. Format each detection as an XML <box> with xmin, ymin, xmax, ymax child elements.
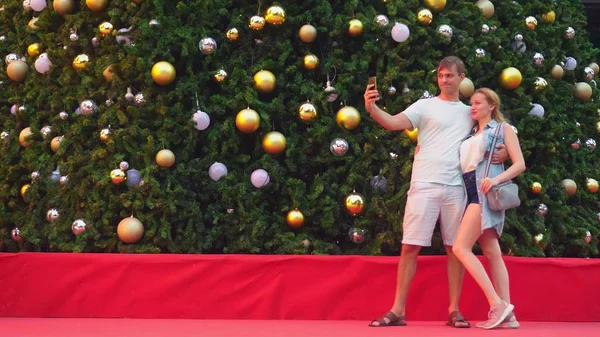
<box><xmin>475</xmin><ymin>48</ymin><xmax>486</xmax><ymax>58</ymax></box>
<box><xmin>538</xmin><ymin>204</ymin><xmax>548</xmax><ymax>216</ymax></box>
<box><xmin>330</xmin><ymin>138</ymin><xmax>349</xmax><ymax>156</ymax></box>
<box><xmin>119</xmin><ymin>161</ymin><xmax>130</xmax><ymax>171</ymax></box>
<box><xmin>438</xmin><ymin>24</ymin><xmax>453</xmax><ymax>38</ymax></box>
<box><xmin>59</xmin><ymin>111</ymin><xmax>69</xmax><ymax>120</ymax></box>
<box><xmin>46</xmin><ymin>208</ymin><xmax>60</xmax><ymax>222</ymax></box>
<box><xmin>72</xmin><ymin>219</ymin><xmax>87</xmax><ymax>235</ymax></box>
<box><xmin>199</xmin><ymin>37</ymin><xmax>217</xmax><ymax>55</ymax></box>
<box><xmin>374</xmin><ymin>14</ymin><xmax>390</xmax><ymax>27</ymax></box>
<box><xmin>80</xmin><ymin>100</ymin><xmax>98</xmax><ymax>115</ymax></box>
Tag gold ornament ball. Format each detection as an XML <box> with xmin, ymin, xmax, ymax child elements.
<box><xmin>299</xmin><ymin>24</ymin><xmax>317</xmax><ymax>43</ymax></box>
<box><xmin>28</xmin><ymin>17</ymin><xmax>39</xmax><ymax>29</ymax></box>
<box><xmin>103</xmin><ymin>64</ymin><xmax>115</xmax><ymax>82</ymax></box>
<box><xmin>541</xmin><ymin>11</ymin><xmax>556</xmax><ymax>23</ymax></box>
<box><xmin>304</xmin><ymin>54</ymin><xmax>319</xmax><ymax>70</ymax></box>
<box><xmin>100</xmin><ymin>128</ymin><xmax>111</xmax><ymax>141</ymax></box>
<box><xmin>424</xmin><ymin>0</ymin><xmax>446</xmax><ymax>12</ymax></box>
<box><xmin>417</xmin><ymin>9</ymin><xmax>433</xmax><ymax>25</ymax></box>
<box><xmin>156</xmin><ymin>149</ymin><xmax>176</xmax><ymax>168</ymax></box>
<box><xmin>54</xmin><ymin>0</ymin><xmax>76</xmax><ymax>15</ymax></box>
<box><xmin>298</xmin><ymin>102</ymin><xmax>317</xmax><ymax>122</ymax></box>
<box><xmin>72</xmin><ymin>54</ymin><xmax>90</xmax><ymax>71</ymax></box>
<box><xmin>573</xmin><ymin>82</ymin><xmax>593</xmax><ymax>101</ymax></box>
<box><xmin>249</xmin><ymin>16</ymin><xmax>265</xmax><ymax>30</ymax></box>
<box><xmin>498</xmin><ymin>67</ymin><xmax>522</xmax><ymax>90</ymax></box>
<box><xmin>253</xmin><ymin>70</ymin><xmax>276</xmax><ymax>93</ymax></box>
<box><xmin>476</xmin><ymin>0</ymin><xmax>495</xmax><ymax>18</ymax></box>
<box><xmin>534</xmin><ymin>77</ymin><xmax>548</xmax><ymax>91</ymax></box>
<box><xmin>345</xmin><ymin>192</ymin><xmax>366</xmax><ymax>216</ymax></box>
<box><xmin>214</xmin><ymin>69</ymin><xmax>227</xmax><ymax>82</ymax></box>
<box><xmin>7</xmin><ymin>60</ymin><xmax>29</xmax><ymax>82</ymax></box>
<box><xmin>459</xmin><ymin>77</ymin><xmax>475</xmax><ymax>98</ymax></box>
<box><xmin>110</xmin><ymin>168</ymin><xmax>127</xmax><ymax>184</ymax></box>
<box><xmin>86</xmin><ymin>0</ymin><xmax>108</xmax><ymax>12</ymax></box>
<box><xmin>525</xmin><ymin>16</ymin><xmax>538</xmax><ymax>30</ymax></box>
<box><xmin>348</xmin><ymin>19</ymin><xmax>363</xmax><ymax>36</ymax></box>
<box><xmin>235</xmin><ymin>108</ymin><xmax>261</xmax><ymax>133</ymax></box>
<box><xmin>561</xmin><ymin>179</ymin><xmax>577</xmax><ymax>195</ymax></box>
<box><xmin>27</xmin><ymin>43</ymin><xmax>41</xmax><ymax>57</ymax></box>
<box><xmin>262</xmin><ymin>131</ymin><xmax>287</xmax><ymax>155</ymax></box>
<box><xmin>98</xmin><ymin>22</ymin><xmax>114</xmax><ymax>36</ymax></box>
<box><xmin>286</xmin><ymin>209</ymin><xmax>305</xmax><ymax>229</ymax></box>
<box><xmin>19</xmin><ymin>127</ymin><xmax>33</xmax><ymax>147</ymax></box>
<box><xmin>226</xmin><ymin>28</ymin><xmax>239</xmax><ymax>41</ymax></box>
<box><xmin>589</xmin><ymin>62</ymin><xmax>600</xmax><ymax>75</ymax></box>
<box><xmin>51</xmin><ymin>136</ymin><xmax>63</xmax><ymax>153</ymax></box>
<box><xmin>265</xmin><ymin>6</ymin><xmax>285</xmax><ymax>25</ymax></box>
<box><xmin>404</xmin><ymin>128</ymin><xmax>419</xmax><ymax>143</ymax></box>
<box><xmin>550</xmin><ymin>64</ymin><xmax>564</xmax><ymax>79</ymax></box>
<box><xmin>117</xmin><ymin>217</ymin><xmax>144</xmax><ymax>244</ymax></box>
<box><xmin>21</xmin><ymin>184</ymin><xmax>31</xmax><ymax>199</ymax></box>
<box><xmin>151</xmin><ymin>61</ymin><xmax>176</xmax><ymax>86</ymax></box>
<box><xmin>531</xmin><ymin>182</ymin><xmax>542</xmax><ymax>194</ymax></box>
<box><xmin>336</xmin><ymin>106</ymin><xmax>361</xmax><ymax>130</ymax></box>
<box><xmin>586</xmin><ymin>178</ymin><xmax>599</xmax><ymax>193</ymax></box>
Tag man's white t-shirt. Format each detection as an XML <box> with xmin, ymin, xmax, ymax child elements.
<box><xmin>402</xmin><ymin>97</ymin><xmax>473</xmax><ymax>186</ymax></box>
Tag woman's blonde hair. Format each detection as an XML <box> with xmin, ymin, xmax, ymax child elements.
<box><xmin>474</xmin><ymin>88</ymin><xmax>506</xmax><ymax>122</ymax></box>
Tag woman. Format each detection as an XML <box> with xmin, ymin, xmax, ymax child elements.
<box><xmin>452</xmin><ymin>88</ymin><xmax>525</xmax><ymax>330</ymax></box>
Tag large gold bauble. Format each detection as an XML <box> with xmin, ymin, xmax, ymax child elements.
<box><xmin>253</xmin><ymin>70</ymin><xmax>276</xmax><ymax>93</ymax></box>
<box><xmin>21</xmin><ymin>184</ymin><xmax>31</xmax><ymax>199</ymax></box>
<box><xmin>404</xmin><ymin>128</ymin><xmax>419</xmax><ymax>143</ymax></box>
<box><xmin>98</xmin><ymin>22</ymin><xmax>114</xmax><ymax>36</ymax></box>
<box><xmin>86</xmin><ymin>0</ymin><xmax>108</xmax><ymax>12</ymax></box>
<box><xmin>117</xmin><ymin>217</ymin><xmax>144</xmax><ymax>244</ymax></box>
<box><xmin>498</xmin><ymin>67</ymin><xmax>522</xmax><ymax>90</ymax></box>
<box><xmin>550</xmin><ymin>64</ymin><xmax>564</xmax><ymax>79</ymax></box>
<box><xmin>54</xmin><ymin>0</ymin><xmax>76</xmax><ymax>15</ymax></box>
<box><xmin>262</xmin><ymin>131</ymin><xmax>287</xmax><ymax>155</ymax></box>
<box><xmin>299</xmin><ymin>24</ymin><xmax>317</xmax><ymax>43</ymax></box>
<box><xmin>534</xmin><ymin>77</ymin><xmax>548</xmax><ymax>91</ymax></box>
<box><xmin>336</xmin><ymin>106</ymin><xmax>361</xmax><ymax>130</ymax></box>
<box><xmin>304</xmin><ymin>54</ymin><xmax>319</xmax><ymax>70</ymax></box>
<box><xmin>589</xmin><ymin>62</ymin><xmax>600</xmax><ymax>75</ymax></box>
<box><xmin>110</xmin><ymin>168</ymin><xmax>126</xmax><ymax>184</ymax></box>
<box><xmin>476</xmin><ymin>0</ymin><xmax>495</xmax><ymax>18</ymax></box>
<box><xmin>348</xmin><ymin>19</ymin><xmax>363</xmax><ymax>36</ymax></box>
<box><xmin>424</xmin><ymin>0</ymin><xmax>446</xmax><ymax>13</ymax></box>
<box><xmin>525</xmin><ymin>16</ymin><xmax>538</xmax><ymax>30</ymax></box>
<box><xmin>345</xmin><ymin>192</ymin><xmax>366</xmax><ymax>216</ymax></box>
<box><xmin>298</xmin><ymin>102</ymin><xmax>317</xmax><ymax>122</ymax></box>
<box><xmin>235</xmin><ymin>108</ymin><xmax>260</xmax><ymax>133</ymax></box>
<box><xmin>7</xmin><ymin>60</ymin><xmax>29</xmax><ymax>82</ymax></box>
<box><xmin>561</xmin><ymin>179</ymin><xmax>577</xmax><ymax>196</ymax></box>
<box><xmin>265</xmin><ymin>6</ymin><xmax>285</xmax><ymax>25</ymax></box>
<box><xmin>51</xmin><ymin>136</ymin><xmax>63</xmax><ymax>153</ymax></box>
<box><xmin>542</xmin><ymin>11</ymin><xmax>556</xmax><ymax>23</ymax></box>
<box><xmin>27</xmin><ymin>43</ymin><xmax>41</xmax><ymax>57</ymax></box>
<box><xmin>249</xmin><ymin>16</ymin><xmax>265</xmax><ymax>30</ymax></box>
<box><xmin>573</xmin><ymin>82</ymin><xmax>592</xmax><ymax>101</ymax></box>
<box><xmin>531</xmin><ymin>182</ymin><xmax>542</xmax><ymax>194</ymax></box>
<box><xmin>103</xmin><ymin>64</ymin><xmax>115</xmax><ymax>82</ymax></box>
<box><xmin>417</xmin><ymin>9</ymin><xmax>433</xmax><ymax>25</ymax></box>
<box><xmin>151</xmin><ymin>61</ymin><xmax>176</xmax><ymax>86</ymax></box>
<box><xmin>226</xmin><ymin>28</ymin><xmax>239</xmax><ymax>41</ymax></box>
<box><xmin>72</xmin><ymin>54</ymin><xmax>90</xmax><ymax>71</ymax></box>
<box><xmin>459</xmin><ymin>77</ymin><xmax>475</xmax><ymax>98</ymax></box>
<box><xmin>19</xmin><ymin>127</ymin><xmax>33</xmax><ymax>147</ymax></box>
<box><xmin>156</xmin><ymin>149</ymin><xmax>176</xmax><ymax>168</ymax></box>
<box><xmin>286</xmin><ymin>209</ymin><xmax>305</xmax><ymax>228</ymax></box>
<box><xmin>586</xmin><ymin>178</ymin><xmax>599</xmax><ymax>193</ymax></box>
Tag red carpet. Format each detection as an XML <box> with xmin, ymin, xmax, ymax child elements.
<box><xmin>0</xmin><ymin>319</ymin><xmax>598</xmax><ymax>337</ymax></box>
<box><xmin>0</xmin><ymin>253</ymin><xmax>599</xmax><ymax>322</ymax></box>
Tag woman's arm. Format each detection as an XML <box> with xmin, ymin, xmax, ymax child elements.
<box><xmin>481</xmin><ymin>124</ymin><xmax>526</xmax><ymax>193</ymax></box>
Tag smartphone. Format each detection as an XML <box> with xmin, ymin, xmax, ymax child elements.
<box><xmin>368</xmin><ymin>76</ymin><xmax>377</xmax><ymax>89</ymax></box>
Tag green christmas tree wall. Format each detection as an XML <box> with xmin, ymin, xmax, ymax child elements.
<box><xmin>0</xmin><ymin>0</ymin><xmax>599</xmax><ymax>257</ymax></box>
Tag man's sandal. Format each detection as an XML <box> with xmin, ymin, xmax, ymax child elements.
<box><xmin>368</xmin><ymin>311</ymin><xmax>407</xmax><ymax>327</ymax></box>
<box><xmin>446</xmin><ymin>311</ymin><xmax>471</xmax><ymax>328</ymax></box>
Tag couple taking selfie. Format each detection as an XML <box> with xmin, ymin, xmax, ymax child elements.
<box><xmin>364</xmin><ymin>56</ymin><xmax>526</xmax><ymax>330</ymax></box>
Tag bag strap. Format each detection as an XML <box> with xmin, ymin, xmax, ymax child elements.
<box><xmin>484</xmin><ymin>122</ymin><xmax>505</xmax><ymax>178</ymax></box>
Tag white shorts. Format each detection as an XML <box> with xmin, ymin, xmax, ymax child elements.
<box><xmin>402</xmin><ymin>181</ymin><xmax>467</xmax><ymax>247</ymax></box>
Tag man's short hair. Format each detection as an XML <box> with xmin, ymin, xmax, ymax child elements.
<box><xmin>438</xmin><ymin>56</ymin><xmax>465</xmax><ymax>75</ymax></box>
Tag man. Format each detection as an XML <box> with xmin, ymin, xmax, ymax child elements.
<box><xmin>364</xmin><ymin>56</ymin><xmax>507</xmax><ymax>328</ymax></box>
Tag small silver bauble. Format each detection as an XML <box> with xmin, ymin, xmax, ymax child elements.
<box><xmin>515</xmin><ymin>34</ymin><xmax>523</xmax><ymax>41</ymax></box>
<box><xmin>70</xmin><ymin>33</ymin><xmax>79</xmax><ymax>41</ymax></box>
<box><xmin>59</xmin><ymin>111</ymin><xmax>68</xmax><ymax>120</ymax></box>
<box><xmin>438</xmin><ymin>24</ymin><xmax>453</xmax><ymax>38</ymax></box>
<box><xmin>584</xmin><ymin>67</ymin><xmax>595</xmax><ymax>81</ymax></box>
<box><xmin>23</xmin><ymin>0</ymin><xmax>31</xmax><ymax>11</ymax></box>
<box><xmin>330</xmin><ymin>138</ymin><xmax>349</xmax><ymax>156</ymax></box>
<box><xmin>374</xmin><ymin>14</ymin><xmax>390</xmax><ymax>27</ymax></box>
<box><xmin>325</xmin><ymin>81</ymin><xmax>338</xmax><ymax>102</ymax></box>
<box><xmin>134</xmin><ymin>93</ymin><xmax>145</xmax><ymax>105</ymax></box>
<box><xmin>389</xmin><ymin>152</ymin><xmax>399</xmax><ymax>160</ymax></box>
<box><xmin>585</xmin><ymin>230</ymin><xmax>592</xmax><ymax>243</ymax></box>
<box><xmin>40</xmin><ymin>125</ymin><xmax>52</xmax><ymax>139</ymax></box>
<box><xmin>533</xmin><ymin>52</ymin><xmax>544</xmax><ymax>66</ymax></box>
<box><xmin>59</xmin><ymin>176</ymin><xmax>69</xmax><ymax>184</ymax></box>
<box><xmin>565</xmin><ymin>27</ymin><xmax>575</xmax><ymax>39</ymax></box>
<box><xmin>72</xmin><ymin>219</ymin><xmax>87</xmax><ymax>235</ymax></box>
<box><xmin>0</xmin><ymin>131</ymin><xmax>9</xmax><ymax>139</ymax></box>
<box><xmin>586</xmin><ymin>138</ymin><xmax>596</xmax><ymax>150</ymax></box>
<box><xmin>80</xmin><ymin>100</ymin><xmax>98</xmax><ymax>115</ymax></box>
<box><xmin>5</xmin><ymin>53</ymin><xmax>20</xmax><ymax>64</ymax></box>
<box><xmin>388</xmin><ymin>85</ymin><xmax>397</xmax><ymax>95</ymax></box>
<box><xmin>125</xmin><ymin>88</ymin><xmax>135</xmax><ymax>101</ymax></box>
<box><xmin>31</xmin><ymin>171</ymin><xmax>40</xmax><ymax>181</ymax></box>
<box><xmin>349</xmin><ymin>227</ymin><xmax>365</xmax><ymax>244</ymax></box>
<box><xmin>92</xmin><ymin>37</ymin><xmax>100</xmax><ymax>47</ymax></box>
<box><xmin>0</xmin><ymin>36</ymin><xmax>6</xmax><ymax>42</ymax></box>
<box><xmin>119</xmin><ymin>161</ymin><xmax>130</xmax><ymax>171</ymax></box>
<box><xmin>199</xmin><ymin>37</ymin><xmax>217</xmax><ymax>55</ymax></box>
<box><xmin>18</xmin><ymin>105</ymin><xmax>27</xmax><ymax>113</ymax></box>
<box><xmin>481</xmin><ymin>24</ymin><xmax>490</xmax><ymax>34</ymax></box>
<box><xmin>475</xmin><ymin>48</ymin><xmax>486</xmax><ymax>57</ymax></box>
<box><xmin>402</xmin><ymin>84</ymin><xmax>410</xmax><ymax>94</ymax></box>
<box><xmin>106</xmin><ymin>99</ymin><xmax>114</xmax><ymax>106</ymax></box>
<box><xmin>538</xmin><ymin>203</ymin><xmax>548</xmax><ymax>216</ymax></box>
<box><xmin>149</xmin><ymin>19</ymin><xmax>159</xmax><ymax>27</ymax></box>
<box><xmin>46</xmin><ymin>208</ymin><xmax>60</xmax><ymax>222</ymax></box>
<box><xmin>11</xmin><ymin>227</ymin><xmax>21</xmax><ymax>242</ymax></box>
<box><xmin>227</xmin><ymin>208</ymin><xmax>234</xmax><ymax>214</ymax></box>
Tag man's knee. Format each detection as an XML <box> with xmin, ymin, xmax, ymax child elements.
<box><xmin>401</xmin><ymin>244</ymin><xmax>421</xmax><ymax>257</ymax></box>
